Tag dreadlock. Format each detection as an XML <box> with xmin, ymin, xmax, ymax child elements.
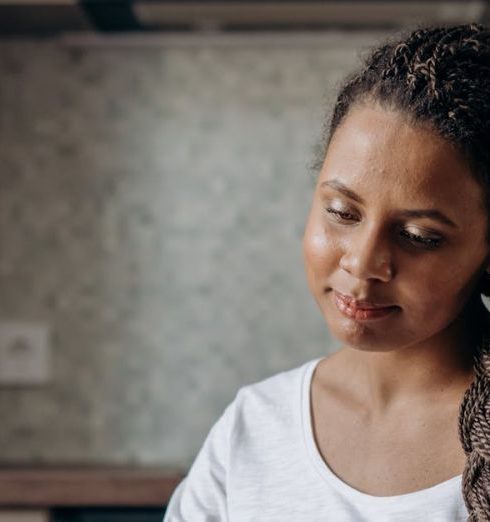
<box><xmin>313</xmin><ymin>23</ymin><xmax>490</xmax><ymax>521</ymax></box>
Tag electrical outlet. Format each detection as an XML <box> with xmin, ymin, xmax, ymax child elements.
<box><xmin>0</xmin><ymin>321</ymin><xmax>51</xmax><ymax>386</ymax></box>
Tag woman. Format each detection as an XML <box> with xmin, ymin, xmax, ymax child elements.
<box><xmin>163</xmin><ymin>23</ymin><xmax>490</xmax><ymax>521</ymax></box>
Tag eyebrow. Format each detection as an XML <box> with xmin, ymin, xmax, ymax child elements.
<box><xmin>320</xmin><ymin>179</ymin><xmax>459</xmax><ymax>230</ymax></box>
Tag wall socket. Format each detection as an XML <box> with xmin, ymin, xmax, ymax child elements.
<box><xmin>0</xmin><ymin>321</ymin><xmax>51</xmax><ymax>386</ymax></box>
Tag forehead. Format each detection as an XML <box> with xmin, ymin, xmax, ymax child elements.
<box><xmin>320</xmin><ymin>104</ymin><xmax>484</xmax><ymax>214</ymax></box>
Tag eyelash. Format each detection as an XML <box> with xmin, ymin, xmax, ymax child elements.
<box><xmin>324</xmin><ymin>208</ymin><xmax>442</xmax><ymax>249</ymax></box>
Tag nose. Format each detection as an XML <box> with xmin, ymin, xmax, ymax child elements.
<box><xmin>339</xmin><ymin>224</ymin><xmax>394</xmax><ymax>283</ymax></box>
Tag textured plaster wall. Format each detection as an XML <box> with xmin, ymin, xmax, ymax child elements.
<box><xmin>0</xmin><ymin>32</ymin><xmax>385</xmax><ymax>467</ymax></box>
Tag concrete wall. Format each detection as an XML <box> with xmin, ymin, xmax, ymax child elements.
<box><xmin>0</xmin><ymin>31</ymin><xmax>386</xmax><ymax>467</ymax></box>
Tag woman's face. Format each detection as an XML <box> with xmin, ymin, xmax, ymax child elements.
<box><xmin>303</xmin><ymin>102</ymin><xmax>490</xmax><ymax>352</ymax></box>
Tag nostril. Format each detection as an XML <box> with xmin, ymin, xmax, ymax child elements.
<box><xmin>339</xmin><ymin>251</ymin><xmax>393</xmax><ymax>282</ymax></box>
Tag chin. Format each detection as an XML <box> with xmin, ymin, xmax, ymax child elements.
<box><xmin>327</xmin><ymin>320</ymin><xmax>399</xmax><ymax>353</ymax></box>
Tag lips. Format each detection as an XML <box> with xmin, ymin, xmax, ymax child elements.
<box><xmin>333</xmin><ymin>291</ymin><xmax>398</xmax><ymax>321</ymax></box>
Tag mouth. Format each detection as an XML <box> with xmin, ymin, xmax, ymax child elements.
<box><xmin>333</xmin><ymin>290</ymin><xmax>399</xmax><ymax>322</ymax></box>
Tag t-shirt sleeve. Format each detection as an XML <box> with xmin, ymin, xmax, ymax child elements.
<box><xmin>162</xmin><ymin>393</ymin><xmax>238</xmax><ymax>522</ymax></box>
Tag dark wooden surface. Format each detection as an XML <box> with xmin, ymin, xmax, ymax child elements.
<box><xmin>0</xmin><ymin>467</ymin><xmax>185</xmax><ymax>507</ymax></box>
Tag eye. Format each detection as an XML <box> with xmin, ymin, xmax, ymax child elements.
<box><xmin>325</xmin><ymin>207</ymin><xmax>357</xmax><ymax>222</ymax></box>
<box><xmin>399</xmin><ymin>229</ymin><xmax>442</xmax><ymax>249</ymax></box>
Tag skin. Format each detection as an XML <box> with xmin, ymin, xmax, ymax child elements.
<box><xmin>302</xmin><ymin>101</ymin><xmax>490</xmax><ymax>495</ymax></box>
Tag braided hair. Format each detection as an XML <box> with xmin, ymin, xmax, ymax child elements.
<box><xmin>313</xmin><ymin>23</ymin><xmax>490</xmax><ymax>520</ymax></box>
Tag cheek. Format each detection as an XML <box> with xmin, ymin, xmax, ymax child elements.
<box><xmin>302</xmin><ymin>218</ymin><xmax>339</xmax><ymax>283</ymax></box>
<box><xmin>399</xmin><ymin>260</ymin><xmax>478</xmax><ymax>328</ymax></box>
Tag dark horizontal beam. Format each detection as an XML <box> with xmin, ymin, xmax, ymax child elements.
<box><xmin>80</xmin><ymin>0</ymin><xmax>141</xmax><ymax>31</ymax></box>
<box><xmin>0</xmin><ymin>0</ymin><xmax>486</xmax><ymax>35</ymax></box>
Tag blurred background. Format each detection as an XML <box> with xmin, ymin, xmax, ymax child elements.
<box><xmin>0</xmin><ymin>1</ymin><xmax>488</xmax><ymax>520</ymax></box>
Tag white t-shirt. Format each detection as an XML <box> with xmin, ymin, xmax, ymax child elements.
<box><xmin>163</xmin><ymin>357</ymin><xmax>468</xmax><ymax>521</ymax></box>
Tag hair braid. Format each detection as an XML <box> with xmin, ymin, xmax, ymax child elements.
<box><xmin>315</xmin><ymin>23</ymin><xmax>490</xmax><ymax>520</ymax></box>
<box><xmin>459</xmin><ymin>331</ymin><xmax>490</xmax><ymax>519</ymax></box>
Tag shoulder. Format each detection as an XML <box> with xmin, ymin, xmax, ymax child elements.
<box><xmin>228</xmin><ymin>358</ymin><xmax>321</xmax><ymax>432</ymax></box>
<box><xmin>237</xmin><ymin>358</ymin><xmax>318</xmax><ymax>405</ymax></box>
